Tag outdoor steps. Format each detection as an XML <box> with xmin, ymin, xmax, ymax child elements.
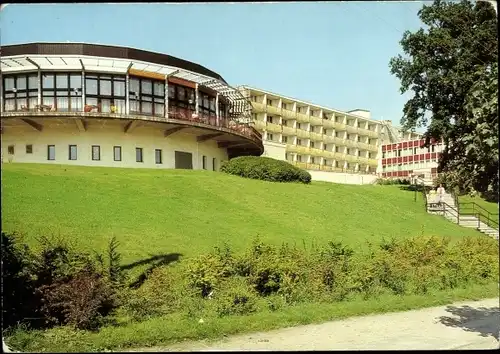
<box><xmin>424</xmin><ymin>192</ymin><xmax>498</xmax><ymax>241</ymax></box>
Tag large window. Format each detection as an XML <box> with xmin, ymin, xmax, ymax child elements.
<box><xmin>3</xmin><ymin>74</ymin><xmax>38</xmax><ymax>111</ymax></box>
<box><xmin>199</xmin><ymin>92</ymin><xmax>216</xmax><ymax>116</ymax></box>
<box><xmin>129</xmin><ymin>77</ymin><xmax>164</xmax><ymax>116</ymax></box>
<box><xmin>85</xmin><ymin>74</ymin><xmax>125</xmax><ymax>113</ymax></box>
<box><xmin>42</xmin><ymin>73</ymin><xmax>82</xmax><ymax>112</ymax></box>
<box><xmin>218</xmin><ymin>101</ymin><xmax>227</xmax><ymax>120</ymax></box>
<box><xmin>168</xmin><ymin>82</ymin><xmax>195</xmax><ymax>113</ymax></box>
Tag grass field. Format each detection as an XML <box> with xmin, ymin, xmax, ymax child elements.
<box><xmin>2</xmin><ymin>163</ymin><xmax>498</xmax><ymax>352</ymax></box>
<box><xmin>1</xmin><ymin>163</ymin><xmax>486</xmax><ymax>268</ymax></box>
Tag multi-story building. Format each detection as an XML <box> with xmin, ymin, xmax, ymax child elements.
<box><xmin>1</xmin><ymin>43</ymin><xmax>263</xmax><ymax>169</ymax></box>
<box><xmin>238</xmin><ymin>86</ymin><xmax>422</xmax><ymax>176</ymax></box>
<box><xmin>380</xmin><ymin>138</ymin><xmax>444</xmax><ymax>179</ymax></box>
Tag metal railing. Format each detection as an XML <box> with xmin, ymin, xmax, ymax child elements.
<box><xmin>458</xmin><ymin>202</ymin><xmax>499</xmax><ymax>230</ymax></box>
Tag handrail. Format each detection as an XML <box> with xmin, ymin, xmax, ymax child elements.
<box><xmin>458</xmin><ymin>201</ymin><xmax>499</xmax><ymax>230</ymax></box>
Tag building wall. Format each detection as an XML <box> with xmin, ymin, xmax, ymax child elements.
<box><xmin>262</xmin><ymin>141</ymin><xmax>286</xmax><ymax>161</ymax></box>
<box><xmin>1</xmin><ymin>120</ymin><xmax>228</xmax><ymax>170</ymax></box>
<box><xmin>308</xmin><ymin>170</ymin><xmax>378</xmax><ymax>185</ymax></box>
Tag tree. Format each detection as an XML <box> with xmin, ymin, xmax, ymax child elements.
<box><xmin>389</xmin><ymin>0</ymin><xmax>498</xmax><ymax>196</ymax></box>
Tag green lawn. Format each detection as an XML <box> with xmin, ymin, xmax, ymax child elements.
<box><xmin>2</xmin><ymin>163</ymin><xmax>486</xmax><ymax>267</ymax></box>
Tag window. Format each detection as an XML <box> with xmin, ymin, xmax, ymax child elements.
<box><xmin>267</xmin><ymin>133</ymin><xmax>273</xmax><ymax>141</ymax></box>
<box><xmin>282</xmin><ymin>103</ymin><xmax>287</xmax><ymax>110</ymax></box>
<box><xmin>167</xmin><ymin>82</ymin><xmax>195</xmax><ymax>115</ymax></box>
<box><xmin>382</xmin><ymin>152</ymin><xmax>386</xmax><ymax>158</ymax></box>
<box><xmin>297</xmin><ymin>155</ymin><xmax>302</xmax><ymax>162</ymax></box>
<box><xmin>335</xmin><ymin>146</ymin><xmax>339</xmax><ymax>152</ymax></box>
<box><xmin>86</xmin><ymin>74</ymin><xmax>125</xmax><ymax>114</ymax></box>
<box><xmin>7</xmin><ymin>145</ymin><xmax>14</xmax><ymax>155</ymax></box>
<box><xmin>69</xmin><ymin>145</ymin><xmax>77</xmax><ymax>160</ymax></box>
<box><xmin>47</xmin><ymin>145</ymin><xmax>55</xmax><ymax>160</ymax></box>
<box><xmin>3</xmin><ymin>74</ymin><xmax>38</xmax><ymax>112</ymax></box>
<box><xmin>92</xmin><ymin>145</ymin><xmax>101</xmax><ymax>161</ymax></box>
<box><xmin>113</xmin><ymin>146</ymin><xmax>122</xmax><ymax>161</ymax></box>
<box><xmin>431</xmin><ymin>145</ymin><xmax>435</xmax><ymax>153</ymax></box>
<box><xmin>42</xmin><ymin>73</ymin><xmax>82</xmax><ymax>112</ymax></box>
<box><xmin>335</xmin><ymin>161</ymin><xmax>339</xmax><ymax>167</ymax></box>
<box><xmin>267</xmin><ymin>99</ymin><xmax>272</xmax><ymax>106</ymax></box>
<box><xmin>26</xmin><ymin>144</ymin><xmax>33</xmax><ymax>154</ymax></box>
<box><xmin>198</xmin><ymin>91</ymin><xmax>216</xmax><ymax>117</ymax></box>
<box><xmin>268</xmin><ymin>116</ymin><xmax>273</xmax><ymax>124</ymax></box>
<box><xmin>397</xmin><ymin>149</ymin><xmax>402</xmax><ymax>157</ymax></box>
<box><xmin>218</xmin><ymin>101</ymin><xmax>227</xmax><ymax>120</ymax></box>
<box><xmin>212</xmin><ymin>157</ymin><xmax>216</xmax><ymax>171</ymax></box>
<box><xmin>297</xmin><ymin>139</ymin><xmax>302</xmax><ymax>146</ymax></box>
<box><xmin>310</xmin><ymin>141</ymin><xmax>315</xmax><ymax>148</ymax></box>
<box><xmin>155</xmin><ymin>149</ymin><xmax>162</xmax><ymax>164</ymax></box>
<box><xmin>282</xmin><ymin>136</ymin><xmax>288</xmax><ymax>144</ymax></box>
<box><xmin>202</xmin><ymin>155</ymin><xmax>207</xmax><ymax>169</ymax></box>
<box><xmin>357</xmin><ymin>150</ymin><xmax>361</xmax><ymax>156</ymax></box>
<box><xmin>347</xmin><ymin>148</ymin><xmax>351</xmax><ymax>155</ymax></box>
<box><xmin>136</xmin><ymin>147</ymin><xmax>143</xmax><ymax>163</ymax></box>
<box><xmin>311</xmin><ymin>157</ymin><xmax>315</xmax><ymax>164</ymax></box>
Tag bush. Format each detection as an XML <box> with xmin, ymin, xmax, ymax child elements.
<box><xmin>213</xmin><ymin>277</ymin><xmax>259</xmax><ymax>317</ymax></box>
<box><xmin>220</xmin><ymin>156</ymin><xmax>311</xmax><ymax>184</ymax></box>
<box><xmin>375</xmin><ymin>178</ymin><xmax>411</xmax><ymax>185</ymax></box>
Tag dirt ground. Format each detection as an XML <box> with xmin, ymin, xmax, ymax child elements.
<box><xmin>129</xmin><ymin>298</ymin><xmax>500</xmax><ymax>351</ymax></box>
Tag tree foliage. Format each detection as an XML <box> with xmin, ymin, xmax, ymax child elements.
<box><xmin>389</xmin><ymin>0</ymin><xmax>498</xmax><ymax>196</ymax></box>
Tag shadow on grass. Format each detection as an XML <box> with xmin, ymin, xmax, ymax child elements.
<box><xmin>120</xmin><ymin>253</ymin><xmax>182</xmax><ymax>289</ymax></box>
<box><xmin>438</xmin><ymin>305</ymin><xmax>500</xmax><ymax>340</ymax></box>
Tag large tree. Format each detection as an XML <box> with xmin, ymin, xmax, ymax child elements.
<box><xmin>389</xmin><ymin>0</ymin><xmax>498</xmax><ymax>196</ymax></box>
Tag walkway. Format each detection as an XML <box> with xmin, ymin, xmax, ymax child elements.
<box><xmin>131</xmin><ymin>298</ymin><xmax>500</xmax><ymax>351</ymax></box>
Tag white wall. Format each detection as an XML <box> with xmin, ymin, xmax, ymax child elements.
<box><xmin>1</xmin><ymin>119</ymin><xmax>228</xmax><ymax>170</ymax></box>
<box><xmin>262</xmin><ymin>141</ymin><xmax>286</xmax><ymax>161</ymax></box>
<box><xmin>308</xmin><ymin>170</ymin><xmax>378</xmax><ymax>185</ymax></box>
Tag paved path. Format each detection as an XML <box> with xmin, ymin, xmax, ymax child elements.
<box><xmin>131</xmin><ymin>298</ymin><xmax>500</xmax><ymax>351</ymax></box>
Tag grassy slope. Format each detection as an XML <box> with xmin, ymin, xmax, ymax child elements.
<box><xmin>1</xmin><ymin>163</ymin><xmax>485</xmax><ymax>267</ymax></box>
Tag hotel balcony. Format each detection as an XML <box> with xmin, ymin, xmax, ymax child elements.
<box><xmin>345</xmin><ymin>125</ymin><xmax>358</xmax><ymax>134</ymax></box>
<box><xmin>267</xmin><ymin>105</ymin><xmax>281</xmax><ymax>116</ymax></box>
<box><xmin>309</xmin><ymin>147</ymin><xmax>324</xmax><ymax>157</ymax></box>
<box><xmin>344</xmin><ymin>154</ymin><xmax>358</xmax><ymax>163</ymax></box>
<box><xmin>266</xmin><ymin>122</ymin><xmax>283</xmax><ymax>133</ymax></box>
<box><xmin>309</xmin><ymin>132</ymin><xmax>323</xmax><ymax>141</ymax></box>
<box><xmin>333</xmin><ymin>137</ymin><xmax>345</xmax><ymax>145</ymax></box>
<box><xmin>296</xmin><ymin>129</ymin><xmax>311</xmax><ymax>139</ymax></box>
<box><xmin>323</xmin><ymin>119</ymin><xmax>336</xmax><ymax>129</ymax></box>
<box><xmin>334</xmin><ymin>152</ymin><xmax>345</xmax><ymax>160</ymax></box>
<box><xmin>358</xmin><ymin>128</ymin><xmax>378</xmax><ymax>138</ymax></box>
<box><xmin>334</xmin><ymin>122</ymin><xmax>347</xmax><ymax>130</ymax></box>
<box><xmin>282</xmin><ymin>126</ymin><xmax>296</xmax><ymax>135</ymax></box>
<box><xmin>344</xmin><ymin>139</ymin><xmax>359</xmax><ymax>149</ymax></box>
<box><xmin>357</xmin><ymin>142</ymin><xmax>371</xmax><ymax>151</ymax></box>
<box><xmin>286</xmin><ymin>144</ymin><xmax>298</xmax><ymax>153</ymax></box>
<box><xmin>323</xmin><ymin>135</ymin><xmax>335</xmax><ymax>144</ymax></box>
<box><xmin>357</xmin><ymin>156</ymin><xmax>370</xmax><ymax>165</ymax></box>
<box><xmin>296</xmin><ymin>145</ymin><xmax>311</xmax><ymax>154</ymax></box>
<box><xmin>309</xmin><ymin>116</ymin><xmax>323</xmax><ymax>126</ymax></box>
<box><xmin>368</xmin><ymin>158</ymin><xmax>378</xmax><ymax>167</ymax></box>
<box><xmin>291</xmin><ymin>162</ymin><xmax>345</xmax><ymax>173</ymax></box>
<box><xmin>366</xmin><ymin>144</ymin><xmax>379</xmax><ymax>152</ymax></box>
<box><xmin>253</xmin><ymin>120</ymin><xmax>266</xmax><ymax>130</ymax></box>
<box><xmin>296</xmin><ymin>112</ymin><xmax>310</xmax><ymax>123</ymax></box>
<box><xmin>282</xmin><ymin>109</ymin><xmax>297</xmax><ymax>120</ymax></box>
<box><xmin>321</xmin><ymin>150</ymin><xmax>336</xmax><ymax>159</ymax></box>
<box><xmin>251</xmin><ymin>102</ymin><xmax>266</xmax><ymax>113</ymax></box>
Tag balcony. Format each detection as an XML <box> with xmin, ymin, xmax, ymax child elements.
<box><xmin>357</xmin><ymin>156</ymin><xmax>370</xmax><ymax>165</ymax></box>
<box><xmin>334</xmin><ymin>152</ymin><xmax>345</xmax><ymax>160</ymax></box>
<box><xmin>358</xmin><ymin>128</ymin><xmax>378</xmax><ymax>138</ymax></box>
<box><xmin>357</xmin><ymin>142</ymin><xmax>370</xmax><ymax>151</ymax></box>
<box><xmin>282</xmin><ymin>126</ymin><xmax>296</xmax><ymax>135</ymax></box>
<box><xmin>344</xmin><ymin>154</ymin><xmax>358</xmax><ymax>163</ymax></box>
<box><xmin>368</xmin><ymin>159</ymin><xmax>378</xmax><ymax>167</ymax></box>
<box><xmin>345</xmin><ymin>125</ymin><xmax>358</xmax><ymax>134</ymax></box>
<box><xmin>323</xmin><ymin>119</ymin><xmax>336</xmax><ymax>128</ymax></box>
<box><xmin>286</xmin><ymin>144</ymin><xmax>298</xmax><ymax>153</ymax></box>
<box><xmin>291</xmin><ymin>161</ymin><xmax>345</xmax><ymax>173</ymax></box>
<box><xmin>334</xmin><ymin>122</ymin><xmax>346</xmax><ymax>130</ymax></box>
<box><xmin>309</xmin><ymin>132</ymin><xmax>323</xmax><ymax>141</ymax></box>
<box><xmin>282</xmin><ymin>109</ymin><xmax>297</xmax><ymax>120</ymax></box>
<box><xmin>323</xmin><ymin>135</ymin><xmax>335</xmax><ymax>144</ymax></box>
<box><xmin>344</xmin><ymin>139</ymin><xmax>359</xmax><ymax>149</ymax></box>
<box><xmin>367</xmin><ymin>144</ymin><xmax>379</xmax><ymax>152</ymax></box>
<box><xmin>296</xmin><ymin>145</ymin><xmax>311</xmax><ymax>154</ymax></box>
<box><xmin>309</xmin><ymin>116</ymin><xmax>323</xmax><ymax>126</ymax></box>
<box><xmin>267</xmin><ymin>105</ymin><xmax>281</xmax><ymax>116</ymax></box>
<box><xmin>333</xmin><ymin>137</ymin><xmax>345</xmax><ymax>145</ymax></box>
<box><xmin>296</xmin><ymin>112</ymin><xmax>310</xmax><ymax>123</ymax></box>
<box><xmin>309</xmin><ymin>148</ymin><xmax>324</xmax><ymax>157</ymax></box>
<box><xmin>321</xmin><ymin>150</ymin><xmax>336</xmax><ymax>159</ymax></box>
<box><xmin>296</xmin><ymin>129</ymin><xmax>310</xmax><ymax>139</ymax></box>
<box><xmin>251</xmin><ymin>102</ymin><xmax>266</xmax><ymax>113</ymax></box>
<box><xmin>266</xmin><ymin>122</ymin><xmax>283</xmax><ymax>133</ymax></box>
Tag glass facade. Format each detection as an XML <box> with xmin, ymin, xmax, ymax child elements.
<box><xmin>85</xmin><ymin>74</ymin><xmax>125</xmax><ymax>113</ymax></box>
<box><xmin>3</xmin><ymin>74</ymin><xmax>38</xmax><ymax>111</ymax></box>
<box><xmin>129</xmin><ymin>76</ymin><xmax>164</xmax><ymax>117</ymax></box>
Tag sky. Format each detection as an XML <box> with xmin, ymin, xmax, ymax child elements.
<box><xmin>0</xmin><ymin>2</ymin><xmax>426</xmax><ymax>127</ymax></box>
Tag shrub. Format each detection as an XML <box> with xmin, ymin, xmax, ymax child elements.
<box><xmin>375</xmin><ymin>178</ymin><xmax>411</xmax><ymax>185</ymax></box>
<box><xmin>213</xmin><ymin>277</ymin><xmax>259</xmax><ymax>317</ymax></box>
<box><xmin>220</xmin><ymin>156</ymin><xmax>311</xmax><ymax>184</ymax></box>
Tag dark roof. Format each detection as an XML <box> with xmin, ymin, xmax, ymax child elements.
<box><xmin>1</xmin><ymin>42</ymin><xmax>227</xmax><ymax>83</ymax></box>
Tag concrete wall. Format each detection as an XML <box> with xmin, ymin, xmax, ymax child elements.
<box><xmin>1</xmin><ymin>119</ymin><xmax>228</xmax><ymax>170</ymax></box>
<box><xmin>262</xmin><ymin>141</ymin><xmax>286</xmax><ymax>161</ymax></box>
<box><xmin>307</xmin><ymin>170</ymin><xmax>378</xmax><ymax>185</ymax></box>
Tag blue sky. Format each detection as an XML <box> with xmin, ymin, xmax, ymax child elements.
<box><xmin>1</xmin><ymin>2</ymin><xmax>425</xmax><ymax>127</ymax></box>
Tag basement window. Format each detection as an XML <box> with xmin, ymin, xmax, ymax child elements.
<box><xmin>202</xmin><ymin>155</ymin><xmax>207</xmax><ymax>170</ymax></box>
<box><xmin>136</xmin><ymin>147</ymin><xmax>143</xmax><ymax>163</ymax></box>
<box><xmin>26</xmin><ymin>144</ymin><xmax>33</xmax><ymax>154</ymax></box>
<box><xmin>47</xmin><ymin>145</ymin><xmax>55</xmax><ymax>161</ymax></box>
<box><xmin>113</xmin><ymin>146</ymin><xmax>122</xmax><ymax>161</ymax></box>
<box><xmin>92</xmin><ymin>145</ymin><xmax>101</xmax><ymax>161</ymax></box>
<box><xmin>213</xmin><ymin>157</ymin><xmax>216</xmax><ymax>171</ymax></box>
<box><xmin>155</xmin><ymin>149</ymin><xmax>162</xmax><ymax>164</ymax></box>
<box><xmin>7</xmin><ymin>145</ymin><xmax>14</xmax><ymax>155</ymax></box>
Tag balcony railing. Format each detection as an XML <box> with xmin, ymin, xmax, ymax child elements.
<box><xmin>344</xmin><ymin>139</ymin><xmax>359</xmax><ymax>149</ymax></box>
<box><xmin>323</xmin><ymin>135</ymin><xmax>335</xmax><ymax>144</ymax></box>
<box><xmin>296</xmin><ymin>112</ymin><xmax>310</xmax><ymax>123</ymax></box>
<box><xmin>321</xmin><ymin>150</ymin><xmax>336</xmax><ymax>159</ymax></box>
<box><xmin>251</xmin><ymin>102</ymin><xmax>266</xmax><ymax>112</ymax></box>
<box><xmin>309</xmin><ymin>147</ymin><xmax>324</xmax><ymax>157</ymax></box>
<box><xmin>282</xmin><ymin>126</ymin><xmax>296</xmax><ymax>135</ymax></box>
<box><xmin>290</xmin><ymin>161</ymin><xmax>354</xmax><ymax>173</ymax></box>
<box><xmin>345</xmin><ymin>125</ymin><xmax>358</xmax><ymax>134</ymax></box>
<box><xmin>296</xmin><ymin>145</ymin><xmax>311</xmax><ymax>154</ymax></box>
<box><xmin>334</xmin><ymin>122</ymin><xmax>346</xmax><ymax>130</ymax></box>
<box><xmin>358</xmin><ymin>128</ymin><xmax>378</xmax><ymax>138</ymax></box>
<box><xmin>266</xmin><ymin>122</ymin><xmax>283</xmax><ymax>133</ymax></box>
<box><xmin>309</xmin><ymin>116</ymin><xmax>323</xmax><ymax>126</ymax></box>
<box><xmin>267</xmin><ymin>105</ymin><xmax>281</xmax><ymax>116</ymax></box>
<box><xmin>323</xmin><ymin>119</ymin><xmax>336</xmax><ymax>128</ymax></box>
<box><xmin>368</xmin><ymin>158</ymin><xmax>378</xmax><ymax>166</ymax></box>
<box><xmin>253</xmin><ymin>120</ymin><xmax>266</xmax><ymax>130</ymax></box>
<box><xmin>309</xmin><ymin>132</ymin><xmax>323</xmax><ymax>141</ymax></box>
<box><xmin>296</xmin><ymin>129</ymin><xmax>311</xmax><ymax>139</ymax></box>
<box><xmin>282</xmin><ymin>109</ymin><xmax>297</xmax><ymax>120</ymax></box>
<box><xmin>286</xmin><ymin>144</ymin><xmax>299</xmax><ymax>153</ymax></box>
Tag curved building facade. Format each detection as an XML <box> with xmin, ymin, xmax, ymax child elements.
<box><xmin>0</xmin><ymin>43</ymin><xmax>263</xmax><ymax>170</ymax></box>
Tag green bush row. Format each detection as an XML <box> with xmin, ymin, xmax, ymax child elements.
<box><xmin>220</xmin><ymin>156</ymin><xmax>311</xmax><ymax>184</ymax></box>
<box><xmin>122</xmin><ymin>235</ymin><xmax>499</xmax><ymax>320</ymax></box>
<box><xmin>375</xmin><ymin>178</ymin><xmax>411</xmax><ymax>185</ymax></box>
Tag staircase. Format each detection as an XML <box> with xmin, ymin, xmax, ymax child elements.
<box><xmin>425</xmin><ymin>192</ymin><xmax>499</xmax><ymax>240</ymax></box>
